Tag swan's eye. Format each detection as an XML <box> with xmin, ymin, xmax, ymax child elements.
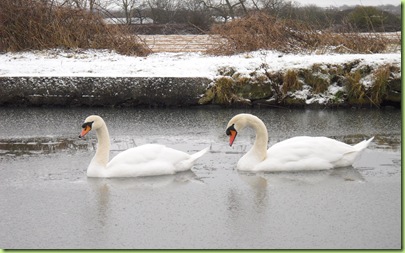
<box><xmin>79</xmin><ymin>121</ymin><xmax>94</xmax><ymax>138</ymax></box>
<box><xmin>226</xmin><ymin>124</ymin><xmax>236</xmax><ymax>136</ymax></box>
<box><xmin>226</xmin><ymin>124</ymin><xmax>237</xmax><ymax>146</ymax></box>
<box><xmin>81</xmin><ymin>121</ymin><xmax>93</xmax><ymax>129</ymax></box>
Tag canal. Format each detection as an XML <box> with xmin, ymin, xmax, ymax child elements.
<box><xmin>0</xmin><ymin>107</ymin><xmax>401</xmax><ymax>249</ymax></box>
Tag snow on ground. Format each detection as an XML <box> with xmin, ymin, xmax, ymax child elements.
<box><xmin>0</xmin><ymin>49</ymin><xmax>401</xmax><ymax>78</ymax></box>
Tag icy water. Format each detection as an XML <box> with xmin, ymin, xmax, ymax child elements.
<box><xmin>0</xmin><ymin>107</ymin><xmax>401</xmax><ymax>249</ymax></box>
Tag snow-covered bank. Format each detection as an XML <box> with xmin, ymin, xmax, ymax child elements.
<box><xmin>0</xmin><ymin>49</ymin><xmax>400</xmax><ymax>78</ymax></box>
<box><xmin>0</xmin><ymin>49</ymin><xmax>401</xmax><ymax>108</ymax></box>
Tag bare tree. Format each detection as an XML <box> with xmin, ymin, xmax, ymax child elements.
<box><xmin>133</xmin><ymin>1</ymin><xmax>149</xmax><ymax>24</ymax></box>
<box><xmin>61</xmin><ymin>0</ymin><xmax>104</xmax><ymax>12</ymax></box>
<box><xmin>251</xmin><ymin>0</ymin><xmax>290</xmax><ymax>17</ymax></box>
<box><xmin>146</xmin><ymin>0</ymin><xmax>180</xmax><ymax>23</ymax></box>
<box><xmin>120</xmin><ymin>0</ymin><xmax>137</xmax><ymax>24</ymax></box>
<box><xmin>201</xmin><ymin>0</ymin><xmax>247</xmax><ymax>22</ymax></box>
<box><xmin>182</xmin><ymin>0</ymin><xmax>212</xmax><ymax>29</ymax></box>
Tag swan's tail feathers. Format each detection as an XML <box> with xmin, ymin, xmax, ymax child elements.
<box><xmin>175</xmin><ymin>147</ymin><xmax>209</xmax><ymax>172</ymax></box>
<box><xmin>353</xmin><ymin>136</ymin><xmax>374</xmax><ymax>151</ymax></box>
<box><xmin>337</xmin><ymin>137</ymin><xmax>374</xmax><ymax>167</ymax></box>
<box><xmin>189</xmin><ymin>147</ymin><xmax>210</xmax><ymax>162</ymax></box>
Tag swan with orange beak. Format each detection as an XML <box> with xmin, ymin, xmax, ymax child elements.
<box><xmin>226</xmin><ymin>113</ymin><xmax>373</xmax><ymax>171</ymax></box>
<box><xmin>79</xmin><ymin>115</ymin><xmax>209</xmax><ymax>177</ymax></box>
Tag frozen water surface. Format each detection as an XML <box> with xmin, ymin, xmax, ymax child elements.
<box><xmin>0</xmin><ymin>107</ymin><xmax>401</xmax><ymax>249</ymax></box>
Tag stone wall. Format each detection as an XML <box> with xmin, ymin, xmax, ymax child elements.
<box><xmin>0</xmin><ymin>77</ymin><xmax>211</xmax><ymax>107</ymax></box>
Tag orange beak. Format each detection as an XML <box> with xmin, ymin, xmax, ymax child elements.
<box><xmin>226</xmin><ymin>124</ymin><xmax>238</xmax><ymax>147</ymax></box>
<box><xmin>229</xmin><ymin>130</ymin><xmax>237</xmax><ymax>146</ymax></box>
<box><xmin>79</xmin><ymin>125</ymin><xmax>91</xmax><ymax>138</ymax></box>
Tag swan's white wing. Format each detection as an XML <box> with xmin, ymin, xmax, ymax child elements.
<box><xmin>106</xmin><ymin>144</ymin><xmax>192</xmax><ymax>177</ymax></box>
<box><xmin>256</xmin><ymin>136</ymin><xmax>359</xmax><ymax>171</ymax></box>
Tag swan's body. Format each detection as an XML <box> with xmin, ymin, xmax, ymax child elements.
<box><xmin>80</xmin><ymin>115</ymin><xmax>208</xmax><ymax>178</ymax></box>
<box><xmin>226</xmin><ymin>113</ymin><xmax>373</xmax><ymax>171</ymax></box>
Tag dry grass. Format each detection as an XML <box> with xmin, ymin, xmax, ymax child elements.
<box><xmin>345</xmin><ymin>69</ymin><xmax>366</xmax><ymax>103</ymax></box>
<box><xmin>209</xmin><ymin>13</ymin><xmax>318</xmax><ymax>54</ymax></box>
<box><xmin>345</xmin><ymin>65</ymin><xmax>392</xmax><ymax>106</ymax></box>
<box><xmin>370</xmin><ymin>65</ymin><xmax>391</xmax><ymax>104</ymax></box>
<box><xmin>209</xmin><ymin>12</ymin><xmax>394</xmax><ymax>55</ymax></box>
<box><xmin>316</xmin><ymin>32</ymin><xmax>387</xmax><ymax>54</ymax></box>
<box><xmin>211</xmin><ymin>77</ymin><xmax>236</xmax><ymax>104</ymax></box>
<box><xmin>0</xmin><ymin>0</ymin><xmax>150</xmax><ymax>55</ymax></box>
<box><xmin>282</xmin><ymin>70</ymin><xmax>301</xmax><ymax>94</ymax></box>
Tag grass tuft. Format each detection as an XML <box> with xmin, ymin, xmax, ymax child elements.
<box><xmin>370</xmin><ymin>65</ymin><xmax>390</xmax><ymax>104</ymax></box>
<box><xmin>345</xmin><ymin>69</ymin><xmax>366</xmax><ymax>103</ymax></box>
<box><xmin>212</xmin><ymin>77</ymin><xmax>236</xmax><ymax>104</ymax></box>
<box><xmin>282</xmin><ymin>70</ymin><xmax>301</xmax><ymax>94</ymax></box>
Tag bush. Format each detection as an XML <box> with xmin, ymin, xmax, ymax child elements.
<box><xmin>209</xmin><ymin>13</ymin><xmax>320</xmax><ymax>54</ymax></box>
<box><xmin>345</xmin><ymin>6</ymin><xmax>401</xmax><ymax>32</ymax></box>
<box><xmin>209</xmin><ymin>12</ymin><xmax>393</xmax><ymax>55</ymax></box>
<box><xmin>0</xmin><ymin>0</ymin><xmax>150</xmax><ymax>55</ymax></box>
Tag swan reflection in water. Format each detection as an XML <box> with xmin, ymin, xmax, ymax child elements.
<box><xmin>231</xmin><ymin>167</ymin><xmax>365</xmax><ymax>214</ymax></box>
<box><xmin>87</xmin><ymin>170</ymin><xmax>200</xmax><ymax>190</ymax></box>
<box><xmin>84</xmin><ymin>170</ymin><xmax>200</xmax><ymax>228</ymax></box>
<box><xmin>237</xmin><ymin>166</ymin><xmax>365</xmax><ymax>189</ymax></box>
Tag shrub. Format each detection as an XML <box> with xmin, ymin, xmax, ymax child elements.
<box><xmin>0</xmin><ymin>0</ymin><xmax>150</xmax><ymax>55</ymax></box>
<box><xmin>209</xmin><ymin>13</ymin><xmax>320</xmax><ymax>54</ymax></box>
<box><xmin>209</xmin><ymin>12</ymin><xmax>393</xmax><ymax>55</ymax></box>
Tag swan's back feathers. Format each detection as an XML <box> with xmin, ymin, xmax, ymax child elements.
<box><xmin>249</xmin><ymin>136</ymin><xmax>373</xmax><ymax>171</ymax></box>
<box><xmin>105</xmin><ymin>144</ymin><xmax>208</xmax><ymax>177</ymax></box>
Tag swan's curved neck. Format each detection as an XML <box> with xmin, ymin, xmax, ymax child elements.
<box><xmin>246</xmin><ymin>115</ymin><xmax>268</xmax><ymax>160</ymax></box>
<box><xmin>91</xmin><ymin>123</ymin><xmax>110</xmax><ymax>169</ymax></box>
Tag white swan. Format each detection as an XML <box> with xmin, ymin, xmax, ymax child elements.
<box><xmin>79</xmin><ymin>115</ymin><xmax>209</xmax><ymax>178</ymax></box>
<box><xmin>226</xmin><ymin>113</ymin><xmax>373</xmax><ymax>171</ymax></box>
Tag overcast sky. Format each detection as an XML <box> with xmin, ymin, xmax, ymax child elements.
<box><xmin>291</xmin><ymin>0</ymin><xmax>401</xmax><ymax>7</ymax></box>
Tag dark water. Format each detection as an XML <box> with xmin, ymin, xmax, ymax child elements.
<box><xmin>0</xmin><ymin>107</ymin><xmax>401</xmax><ymax>249</ymax></box>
